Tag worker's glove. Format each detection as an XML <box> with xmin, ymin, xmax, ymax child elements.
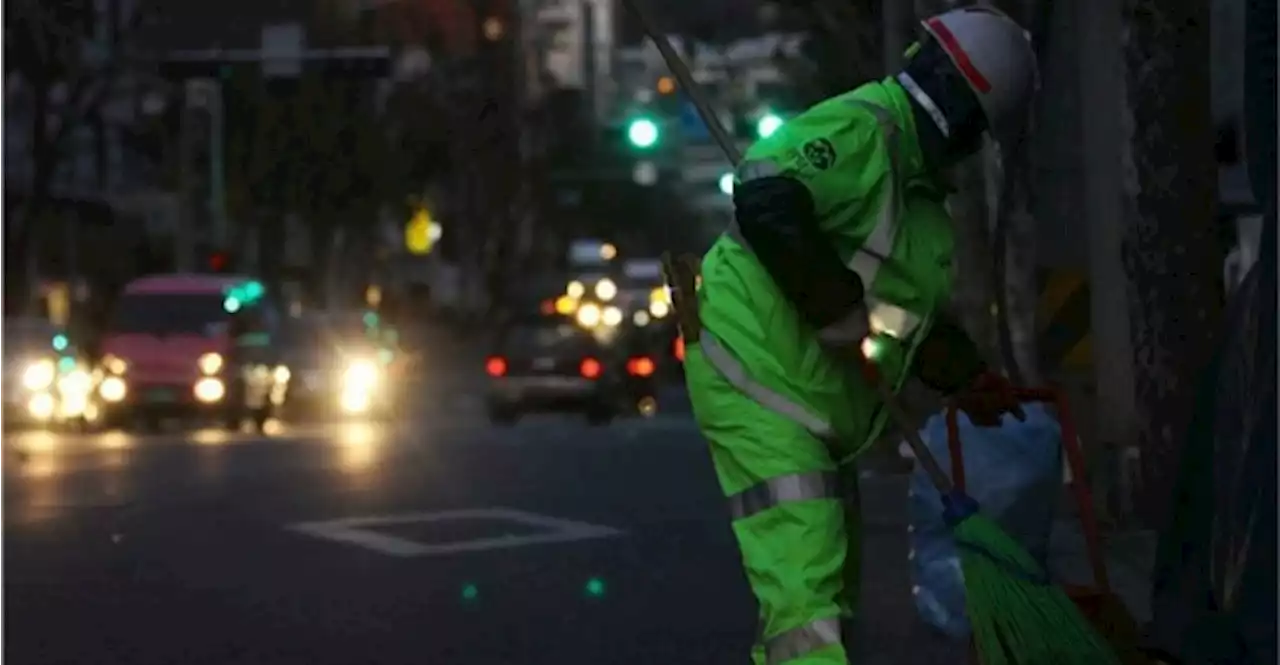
<box><xmin>950</xmin><ymin>371</ymin><xmax>1027</xmax><ymax>427</ymax></box>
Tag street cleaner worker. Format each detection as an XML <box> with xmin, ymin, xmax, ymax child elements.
<box><xmin>680</xmin><ymin>7</ymin><xmax>1039</xmax><ymax>664</ymax></box>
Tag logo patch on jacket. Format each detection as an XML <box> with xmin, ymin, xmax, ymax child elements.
<box><xmin>801</xmin><ymin>138</ymin><xmax>837</xmax><ymax>170</ymax></box>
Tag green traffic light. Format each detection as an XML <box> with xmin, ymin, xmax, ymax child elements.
<box><xmin>584</xmin><ymin>577</ymin><xmax>606</xmax><ymax>598</ymax></box>
<box><xmin>223</xmin><ymin>296</ymin><xmax>242</xmax><ymax>313</ymax></box>
<box><xmin>51</xmin><ymin>334</ymin><xmax>68</xmax><ymax>351</ymax></box>
<box><xmin>363</xmin><ymin>311</ymin><xmax>379</xmax><ymax>328</ymax></box>
<box><xmin>719</xmin><ymin>173</ymin><xmax>734</xmax><ymax>196</ymax></box>
<box><xmin>461</xmin><ymin>583</ymin><xmax>479</xmax><ymax>602</ymax></box>
<box><xmin>757</xmin><ymin>113</ymin><xmax>783</xmax><ymax>139</ymax></box>
<box><xmin>243</xmin><ymin>280</ymin><xmax>264</xmax><ymax>301</ymax></box>
<box><xmin>627</xmin><ymin>118</ymin><xmax>659</xmax><ymax>148</ymax></box>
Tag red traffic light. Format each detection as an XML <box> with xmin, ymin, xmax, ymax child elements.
<box><xmin>208</xmin><ymin>252</ymin><xmax>227</xmax><ymax>271</ymax></box>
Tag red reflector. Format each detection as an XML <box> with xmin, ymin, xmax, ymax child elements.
<box><xmin>485</xmin><ymin>357</ymin><xmax>507</xmax><ymax>377</ymax></box>
<box><xmin>580</xmin><ymin>357</ymin><xmax>602</xmax><ymax>379</ymax></box>
<box><xmin>627</xmin><ymin>357</ymin><xmax>655</xmax><ymax>377</ymax></box>
<box><xmin>674</xmin><ymin>336</ymin><xmax>685</xmax><ymax>362</ymax></box>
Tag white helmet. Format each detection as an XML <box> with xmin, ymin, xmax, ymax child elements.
<box><xmin>920</xmin><ymin>7</ymin><xmax>1038</xmax><ymax>134</ymax></box>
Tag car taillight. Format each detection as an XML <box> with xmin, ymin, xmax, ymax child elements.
<box><xmin>627</xmin><ymin>356</ymin><xmax>655</xmax><ymax>377</ymax></box>
<box><xmin>674</xmin><ymin>336</ymin><xmax>685</xmax><ymax>362</ymax></box>
<box><xmin>485</xmin><ymin>357</ymin><xmax>507</xmax><ymax>377</ymax></box>
<box><xmin>579</xmin><ymin>357</ymin><xmax>602</xmax><ymax>379</ymax></box>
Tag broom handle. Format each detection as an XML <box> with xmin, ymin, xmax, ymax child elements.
<box><xmin>944</xmin><ymin>387</ymin><xmax>1111</xmax><ymax>592</ymax></box>
<box><xmin>867</xmin><ymin>373</ymin><xmax>954</xmax><ymax>494</ymax></box>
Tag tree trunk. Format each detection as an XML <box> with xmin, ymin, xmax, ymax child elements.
<box><xmin>990</xmin><ymin>0</ymin><xmax>1051</xmax><ymax>387</ymax></box>
<box><xmin>949</xmin><ymin>153</ymin><xmax>999</xmax><ymax>364</ymax></box>
<box><xmin>1121</xmin><ymin>0</ymin><xmax>1221</xmax><ymax>527</ymax></box>
<box><xmin>994</xmin><ymin>144</ymin><xmax>1042</xmax><ymax>386</ymax></box>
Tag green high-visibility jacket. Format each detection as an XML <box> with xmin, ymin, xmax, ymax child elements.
<box><xmin>697</xmin><ymin>77</ymin><xmax>955</xmax><ymax>458</ymax></box>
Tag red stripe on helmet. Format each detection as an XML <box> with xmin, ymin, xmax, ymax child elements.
<box><xmin>926</xmin><ymin>17</ymin><xmax>993</xmax><ymax>94</ymax></box>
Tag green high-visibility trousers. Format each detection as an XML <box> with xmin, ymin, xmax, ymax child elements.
<box><xmin>686</xmin><ymin>343</ymin><xmax>863</xmax><ymax>664</ymax></box>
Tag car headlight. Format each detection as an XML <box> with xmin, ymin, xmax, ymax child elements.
<box><xmin>57</xmin><ymin>369</ymin><xmax>92</xmax><ymax>396</ymax></box>
<box><xmin>649</xmin><ymin>300</ymin><xmax>671</xmax><ymax>319</ymax></box>
<box><xmin>594</xmin><ymin>278</ymin><xmax>617</xmax><ymax>302</ymax></box>
<box><xmin>22</xmin><ymin>359</ymin><xmax>56</xmax><ymax>391</ymax></box>
<box><xmin>576</xmin><ymin>303</ymin><xmax>602</xmax><ymax>328</ymax></box>
<box><xmin>103</xmin><ymin>354</ymin><xmax>127</xmax><ymax>375</ymax></box>
<box><xmin>99</xmin><ymin>376</ymin><xmax>127</xmax><ymax>402</ymax></box>
<box><xmin>273</xmin><ymin>365</ymin><xmax>291</xmax><ymax>383</ymax></box>
<box><xmin>198</xmin><ymin>352</ymin><xmax>223</xmax><ymax>375</ymax></box>
<box><xmin>343</xmin><ymin>360</ymin><xmax>379</xmax><ymax>389</ymax></box>
<box><xmin>27</xmin><ymin>393</ymin><xmax>56</xmax><ymax>420</ymax></box>
<box><xmin>194</xmin><ymin>377</ymin><xmax>225</xmax><ymax>403</ymax></box>
<box><xmin>602</xmin><ymin>306</ymin><xmax>623</xmax><ymax>327</ymax></box>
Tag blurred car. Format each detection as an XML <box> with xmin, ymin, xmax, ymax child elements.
<box><xmin>97</xmin><ymin>274</ymin><xmax>288</xmax><ymax>432</ymax></box>
<box><xmin>484</xmin><ymin>313</ymin><xmax>635</xmax><ymax>425</ymax></box>
<box><xmin>276</xmin><ymin>312</ymin><xmax>400</xmax><ymax>421</ymax></box>
<box><xmin>3</xmin><ymin>319</ymin><xmax>99</xmax><ymax>430</ymax></box>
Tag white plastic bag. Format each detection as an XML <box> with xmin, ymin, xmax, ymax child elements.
<box><xmin>907</xmin><ymin>404</ymin><xmax>1063</xmax><ymax>638</ymax></box>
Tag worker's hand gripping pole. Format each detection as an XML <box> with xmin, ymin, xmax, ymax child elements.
<box><xmin>623</xmin><ymin>0</ymin><xmax>953</xmax><ymax>495</ymax></box>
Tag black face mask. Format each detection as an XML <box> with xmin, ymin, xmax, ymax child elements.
<box><xmin>900</xmin><ymin>37</ymin><xmax>989</xmax><ymax>170</ymax></box>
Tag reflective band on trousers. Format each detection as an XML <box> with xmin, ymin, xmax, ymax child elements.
<box><xmin>728</xmin><ymin>470</ymin><xmax>840</xmax><ymax>520</ymax></box>
<box><xmin>725</xmin><ymin>100</ymin><xmax>921</xmax><ymax>340</ymax></box>
<box><xmin>700</xmin><ymin>331</ymin><xmax>836</xmax><ymax>441</ymax></box>
<box><xmin>767</xmin><ymin>616</ymin><xmax>854</xmax><ymax>664</ymax></box>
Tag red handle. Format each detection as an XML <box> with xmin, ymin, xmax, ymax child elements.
<box><xmin>944</xmin><ymin>388</ymin><xmax>1110</xmax><ymax>592</ymax></box>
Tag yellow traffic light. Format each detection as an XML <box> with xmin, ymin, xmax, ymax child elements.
<box><xmin>406</xmin><ymin>209</ymin><xmax>440</xmax><ymax>255</ymax></box>
<box><xmin>657</xmin><ymin>76</ymin><xmax>675</xmax><ymax>95</ymax></box>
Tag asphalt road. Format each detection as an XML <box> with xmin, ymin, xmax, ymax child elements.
<box><xmin>4</xmin><ymin>342</ymin><xmax>961</xmax><ymax>665</ymax></box>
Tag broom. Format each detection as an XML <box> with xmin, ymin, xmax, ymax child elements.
<box><xmin>863</xmin><ymin>365</ymin><xmax>1120</xmax><ymax>665</ymax></box>
<box><xmin>614</xmin><ymin>2</ymin><xmax>1123</xmax><ymax>662</ymax></box>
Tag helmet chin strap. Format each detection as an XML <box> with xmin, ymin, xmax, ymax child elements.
<box><xmin>896</xmin><ymin>71</ymin><xmax>951</xmax><ymax>139</ymax></box>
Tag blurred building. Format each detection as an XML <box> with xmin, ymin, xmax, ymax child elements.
<box><xmin>521</xmin><ymin>0</ymin><xmax>616</xmax><ymax>120</ymax></box>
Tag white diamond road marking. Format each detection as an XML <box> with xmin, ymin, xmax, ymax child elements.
<box><xmin>287</xmin><ymin>507</ymin><xmax>625</xmax><ymax>557</ymax></box>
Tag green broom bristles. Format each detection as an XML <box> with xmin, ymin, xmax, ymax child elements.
<box><xmin>951</xmin><ymin>511</ymin><xmax>1122</xmax><ymax>665</ymax></box>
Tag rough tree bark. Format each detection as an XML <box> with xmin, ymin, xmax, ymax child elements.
<box><xmin>989</xmin><ymin>0</ymin><xmax>1053</xmax><ymax>387</ymax></box>
<box><xmin>948</xmin><ymin>149</ymin><xmax>1000</xmax><ymax>365</ymax></box>
<box><xmin>1121</xmin><ymin>0</ymin><xmax>1221</xmax><ymax>527</ymax></box>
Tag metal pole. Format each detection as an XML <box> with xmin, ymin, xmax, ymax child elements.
<box><xmin>209</xmin><ymin>81</ymin><xmax>227</xmax><ymax>250</ymax></box>
<box><xmin>177</xmin><ymin>83</ymin><xmax>194</xmax><ymax>272</ymax></box>
<box><xmin>581</xmin><ymin>0</ymin><xmax>597</xmax><ymax>123</ymax></box>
